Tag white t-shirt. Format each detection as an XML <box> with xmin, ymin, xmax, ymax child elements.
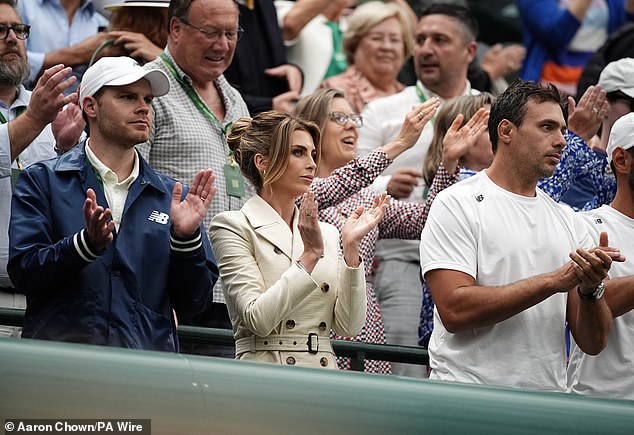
<box><xmin>420</xmin><ymin>171</ymin><xmax>593</xmax><ymax>391</ymax></box>
<box><xmin>567</xmin><ymin>204</ymin><xmax>634</xmax><ymax>399</ymax></box>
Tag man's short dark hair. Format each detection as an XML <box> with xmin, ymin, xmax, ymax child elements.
<box><xmin>488</xmin><ymin>79</ymin><xmax>567</xmax><ymax>152</ymax></box>
<box><xmin>419</xmin><ymin>3</ymin><xmax>478</xmax><ymax>42</ymax></box>
<box><xmin>0</xmin><ymin>0</ymin><xmax>17</xmax><ymax>8</ymax></box>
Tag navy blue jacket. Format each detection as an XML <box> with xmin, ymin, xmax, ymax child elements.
<box><xmin>8</xmin><ymin>143</ymin><xmax>218</xmax><ymax>351</ymax></box>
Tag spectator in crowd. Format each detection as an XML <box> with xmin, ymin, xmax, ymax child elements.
<box><xmin>275</xmin><ymin>0</ymin><xmax>357</xmax><ymax>96</ymax></box>
<box><xmin>567</xmin><ymin>112</ymin><xmax>634</xmax><ymax>399</ymax></box>
<box><xmin>319</xmin><ymin>1</ymin><xmax>414</xmax><ymax>113</ymax></box>
<box><xmin>417</xmin><ymin>85</ymin><xmax>609</xmax><ymax>346</ymax></box>
<box><xmin>94</xmin><ymin>0</ymin><xmax>169</xmax><ymax>65</ymax></box>
<box><xmin>423</xmin><ymin>93</ymin><xmax>495</xmax><ymax>186</ymax></box>
<box><xmin>0</xmin><ymin>0</ymin><xmax>81</xmax><ymax>337</ymax></box>
<box><xmin>518</xmin><ymin>0</ymin><xmax>634</xmax><ymax>96</ymax></box>
<box><xmin>18</xmin><ymin>0</ymin><xmax>109</xmax><ymax>93</ymax></box>
<box><xmin>137</xmin><ymin>0</ymin><xmax>251</xmax><ymax>357</ymax></box>
<box><xmin>294</xmin><ymin>88</ymin><xmax>486</xmax><ymax>373</ymax></box>
<box><xmin>224</xmin><ymin>0</ymin><xmax>303</xmax><ymax>114</ymax></box>
<box><xmin>398</xmin><ymin>1</ymin><xmax>525</xmax><ymax>97</ymax></box>
<box><xmin>210</xmin><ymin>111</ymin><xmax>388</xmax><ymax>369</ymax></box>
<box><xmin>556</xmin><ymin>57</ymin><xmax>634</xmax><ymax>210</ymax></box>
<box><xmin>8</xmin><ymin>56</ymin><xmax>218</xmax><ymax>351</ymax></box>
<box><xmin>356</xmin><ymin>2</ymin><xmax>480</xmax><ymax>378</ymax></box>
<box><xmin>420</xmin><ymin>79</ymin><xmax>621</xmax><ymax>391</ymax></box>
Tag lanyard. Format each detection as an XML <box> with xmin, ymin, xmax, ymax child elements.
<box><xmin>415</xmin><ymin>82</ymin><xmax>435</xmax><ymax>125</ymax></box>
<box><xmin>160</xmin><ymin>53</ymin><xmax>233</xmax><ymax>138</ymax></box>
<box><xmin>161</xmin><ymin>52</ymin><xmax>239</xmax><ymax>171</ymax></box>
<box><xmin>1</xmin><ymin>106</ymin><xmax>26</xmax><ymax>170</ymax></box>
<box><xmin>415</xmin><ymin>82</ymin><xmax>428</xmax><ymax>103</ymax></box>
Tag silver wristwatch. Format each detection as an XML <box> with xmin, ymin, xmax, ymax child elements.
<box><xmin>577</xmin><ymin>282</ymin><xmax>605</xmax><ymax>301</ymax></box>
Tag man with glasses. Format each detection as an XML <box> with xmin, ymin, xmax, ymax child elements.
<box><xmin>0</xmin><ymin>0</ymin><xmax>81</xmax><ymax>336</ymax></box>
<box><xmin>137</xmin><ymin>0</ymin><xmax>252</xmax><ymax>357</ymax></box>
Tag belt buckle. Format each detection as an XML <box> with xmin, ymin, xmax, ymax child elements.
<box><xmin>307</xmin><ymin>333</ymin><xmax>318</xmax><ymax>354</ymax></box>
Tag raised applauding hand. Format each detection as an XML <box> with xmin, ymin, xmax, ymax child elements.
<box><xmin>567</xmin><ymin>85</ymin><xmax>608</xmax><ymax>144</ymax></box>
<box><xmin>341</xmin><ymin>192</ymin><xmax>389</xmax><ymax>267</ymax></box>
<box><xmin>442</xmin><ymin>107</ymin><xmax>490</xmax><ymax>173</ymax></box>
<box><xmin>170</xmin><ymin>169</ymin><xmax>216</xmax><ymax>238</ymax></box>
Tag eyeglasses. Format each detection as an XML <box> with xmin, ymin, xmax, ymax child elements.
<box><xmin>0</xmin><ymin>23</ymin><xmax>30</xmax><ymax>40</ymax></box>
<box><xmin>329</xmin><ymin>111</ymin><xmax>363</xmax><ymax>128</ymax></box>
<box><xmin>179</xmin><ymin>17</ymin><xmax>243</xmax><ymax>42</ymax></box>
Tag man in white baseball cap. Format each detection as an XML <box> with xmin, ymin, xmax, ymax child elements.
<box><xmin>567</xmin><ymin>111</ymin><xmax>634</xmax><ymax>400</ymax></box>
<box><xmin>8</xmin><ymin>55</ymin><xmax>219</xmax><ymax>352</ymax></box>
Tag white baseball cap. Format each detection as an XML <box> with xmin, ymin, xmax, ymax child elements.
<box><xmin>607</xmin><ymin>112</ymin><xmax>634</xmax><ymax>164</ymax></box>
<box><xmin>598</xmin><ymin>57</ymin><xmax>634</xmax><ymax>98</ymax></box>
<box><xmin>79</xmin><ymin>56</ymin><xmax>170</xmax><ymax>108</ymax></box>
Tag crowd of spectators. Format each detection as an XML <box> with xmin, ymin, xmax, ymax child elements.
<box><xmin>2</xmin><ymin>0</ymin><xmax>634</xmax><ymax>402</ymax></box>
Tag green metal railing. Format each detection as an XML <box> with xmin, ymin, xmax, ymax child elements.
<box><xmin>0</xmin><ymin>307</ymin><xmax>429</xmax><ymax>368</ymax></box>
<box><xmin>1</xmin><ymin>337</ymin><xmax>633</xmax><ymax>434</ymax></box>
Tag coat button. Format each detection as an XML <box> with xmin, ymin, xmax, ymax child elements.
<box><xmin>320</xmin><ymin>357</ymin><xmax>328</xmax><ymax>367</ymax></box>
<box><xmin>273</xmin><ymin>246</ymin><xmax>283</xmax><ymax>254</ymax></box>
<box><xmin>285</xmin><ymin>319</ymin><xmax>295</xmax><ymax>329</ymax></box>
<box><xmin>320</xmin><ymin>282</ymin><xmax>330</xmax><ymax>292</ymax></box>
<box><xmin>286</xmin><ymin>356</ymin><xmax>296</xmax><ymax>365</ymax></box>
<box><xmin>318</xmin><ymin>322</ymin><xmax>327</xmax><ymax>332</ymax></box>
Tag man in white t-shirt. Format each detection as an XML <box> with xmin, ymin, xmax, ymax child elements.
<box><xmin>567</xmin><ymin>112</ymin><xmax>634</xmax><ymax>399</ymax></box>
<box><xmin>420</xmin><ymin>80</ymin><xmax>620</xmax><ymax>391</ymax></box>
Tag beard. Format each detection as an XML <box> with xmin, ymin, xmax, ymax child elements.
<box><xmin>0</xmin><ymin>56</ymin><xmax>29</xmax><ymax>87</ymax></box>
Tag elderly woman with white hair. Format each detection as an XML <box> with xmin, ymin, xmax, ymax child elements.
<box><xmin>320</xmin><ymin>1</ymin><xmax>414</xmax><ymax>113</ymax></box>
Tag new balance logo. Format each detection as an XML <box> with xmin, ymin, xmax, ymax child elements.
<box><xmin>148</xmin><ymin>210</ymin><xmax>169</xmax><ymax>224</ymax></box>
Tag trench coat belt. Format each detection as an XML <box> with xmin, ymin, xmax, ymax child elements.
<box><xmin>235</xmin><ymin>333</ymin><xmax>333</xmax><ymax>354</ymax></box>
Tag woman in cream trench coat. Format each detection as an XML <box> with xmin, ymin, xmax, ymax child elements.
<box><xmin>210</xmin><ymin>111</ymin><xmax>388</xmax><ymax>369</ymax></box>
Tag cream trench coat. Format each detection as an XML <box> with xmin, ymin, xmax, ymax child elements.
<box><xmin>209</xmin><ymin>195</ymin><xmax>366</xmax><ymax>369</ymax></box>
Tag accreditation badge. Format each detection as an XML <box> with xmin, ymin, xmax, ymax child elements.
<box><xmin>224</xmin><ymin>163</ymin><xmax>245</xmax><ymax>198</ymax></box>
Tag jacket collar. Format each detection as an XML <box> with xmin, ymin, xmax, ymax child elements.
<box><xmin>241</xmin><ymin>195</ymin><xmax>301</xmax><ymax>259</ymax></box>
<box><xmin>54</xmin><ymin>140</ymin><xmax>170</xmax><ymax>196</ymax></box>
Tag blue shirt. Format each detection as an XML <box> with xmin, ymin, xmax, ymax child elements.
<box><xmin>18</xmin><ymin>0</ymin><xmax>108</xmax><ymax>92</ymax></box>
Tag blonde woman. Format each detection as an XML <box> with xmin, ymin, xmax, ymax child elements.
<box><xmin>320</xmin><ymin>1</ymin><xmax>414</xmax><ymax>112</ymax></box>
<box><xmin>210</xmin><ymin>111</ymin><xmax>388</xmax><ymax>369</ymax></box>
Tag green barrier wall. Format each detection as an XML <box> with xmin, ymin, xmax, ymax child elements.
<box><xmin>1</xmin><ymin>338</ymin><xmax>633</xmax><ymax>434</ymax></box>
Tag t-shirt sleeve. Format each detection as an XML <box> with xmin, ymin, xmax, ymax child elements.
<box><xmin>419</xmin><ymin>190</ymin><xmax>478</xmax><ymax>279</ymax></box>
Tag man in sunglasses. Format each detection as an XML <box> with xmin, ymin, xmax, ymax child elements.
<box><xmin>0</xmin><ymin>0</ymin><xmax>81</xmax><ymax>337</ymax></box>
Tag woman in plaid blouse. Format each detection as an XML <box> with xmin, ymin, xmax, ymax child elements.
<box><xmin>294</xmin><ymin>88</ymin><xmax>487</xmax><ymax>373</ymax></box>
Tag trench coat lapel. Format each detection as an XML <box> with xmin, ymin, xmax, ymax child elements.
<box><xmin>241</xmin><ymin>195</ymin><xmax>301</xmax><ymax>260</ymax></box>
